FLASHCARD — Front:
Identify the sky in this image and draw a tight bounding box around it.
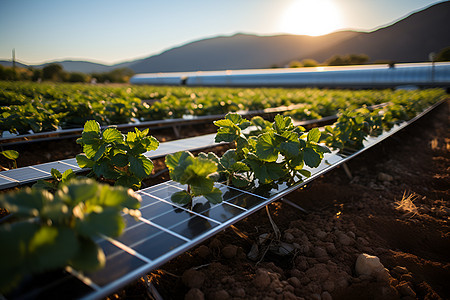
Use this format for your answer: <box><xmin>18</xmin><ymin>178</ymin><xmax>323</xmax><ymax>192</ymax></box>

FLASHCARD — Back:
<box><xmin>0</xmin><ymin>0</ymin><xmax>446</xmax><ymax>65</ymax></box>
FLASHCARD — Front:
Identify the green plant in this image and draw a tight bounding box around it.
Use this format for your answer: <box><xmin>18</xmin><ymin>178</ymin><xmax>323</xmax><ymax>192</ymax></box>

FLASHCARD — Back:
<box><xmin>76</xmin><ymin>120</ymin><xmax>159</xmax><ymax>190</ymax></box>
<box><xmin>0</xmin><ymin>178</ymin><xmax>142</xmax><ymax>294</ymax></box>
<box><xmin>214</xmin><ymin>113</ymin><xmax>330</xmax><ymax>186</ymax></box>
<box><xmin>0</xmin><ymin>150</ymin><xmax>19</xmax><ymax>169</ymax></box>
<box><xmin>33</xmin><ymin>168</ymin><xmax>76</xmax><ymax>192</ymax></box>
<box><xmin>165</xmin><ymin>151</ymin><xmax>222</xmax><ymax>208</ymax></box>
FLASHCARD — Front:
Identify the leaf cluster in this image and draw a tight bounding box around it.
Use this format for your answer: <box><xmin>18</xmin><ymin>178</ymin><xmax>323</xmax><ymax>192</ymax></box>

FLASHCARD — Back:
<box><xmin>165</xmin><ymin>151</ymin><xmax>222</xmax><ymax>207</ymax></box>
<box><xmin>214</xmin><ymin>113</ymin><xmax>330</xmax><ymax>186</ymax></box>
<box><xmin>76</xmin><ymin>120</ymin><xmax>159</xmax><ymax>190</ymax></box>
<box><xmin>0</xmin><ymin>178</ymin><xmax>141</xmax><ymax>294</ymax></box>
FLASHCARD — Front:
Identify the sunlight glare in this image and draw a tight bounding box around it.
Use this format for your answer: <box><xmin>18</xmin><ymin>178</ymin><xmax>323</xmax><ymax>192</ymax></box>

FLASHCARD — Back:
<box><xmin>279</xmin><ymin>0</ymin><xmax>342</xmax><ymax>36</ymax></box>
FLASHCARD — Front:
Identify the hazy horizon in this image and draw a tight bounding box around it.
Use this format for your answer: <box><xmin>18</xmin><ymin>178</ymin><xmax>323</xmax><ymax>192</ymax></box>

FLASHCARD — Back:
<box><xmin>0</xmin><ymin>0</ymin><xmax>446</xmax><ymax>66</ymax></box>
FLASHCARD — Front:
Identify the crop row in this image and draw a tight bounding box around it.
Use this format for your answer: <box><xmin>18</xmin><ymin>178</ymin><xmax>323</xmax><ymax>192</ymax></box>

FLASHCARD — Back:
<box><xmin>1</xmin><ymin>81</ymin><xmax>446</xmax><ymax>136</ymax></box>
<box><xmin>0</xmin><ymin>93</ymin><xmax>444</xmax><ymax>294</ymax></box>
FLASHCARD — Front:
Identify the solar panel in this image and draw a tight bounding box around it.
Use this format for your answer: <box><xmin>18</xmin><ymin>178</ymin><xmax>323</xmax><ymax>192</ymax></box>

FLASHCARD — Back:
<box><xmin>1</xmin><ymin>99</ymin><xmax>445</xmax><ymax>299</ymax></box>
<box><xmin>0</xmin><ymin>134</ymin><xmax>219</xmax><ymax>190</ymax></box>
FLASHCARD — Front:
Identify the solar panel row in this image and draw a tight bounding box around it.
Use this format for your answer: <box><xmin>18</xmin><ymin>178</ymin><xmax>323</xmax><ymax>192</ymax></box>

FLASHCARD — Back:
<box><xmin>2</xmin><ymin>99</ymin><xmax>444</xmax><ymax>299</ymax></box>
<box><xmin>0</xmin><ymin>134</ymin><xmax>219</xmax><ymax>190</ymax></box>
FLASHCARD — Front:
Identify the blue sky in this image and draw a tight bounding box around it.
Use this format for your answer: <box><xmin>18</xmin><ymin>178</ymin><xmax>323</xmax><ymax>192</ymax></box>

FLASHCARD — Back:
<box><xmin>0</xmin><ymin>0</ymin><xmax>446</xmax><ymax>65</ymax></box>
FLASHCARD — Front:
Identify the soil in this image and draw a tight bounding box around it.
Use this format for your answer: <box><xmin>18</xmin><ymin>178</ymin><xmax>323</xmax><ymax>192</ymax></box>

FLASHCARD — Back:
<box><xmin>1</xmin><ymin>100</ymin><xmax>449</xmax><ymax>300</ymax></box>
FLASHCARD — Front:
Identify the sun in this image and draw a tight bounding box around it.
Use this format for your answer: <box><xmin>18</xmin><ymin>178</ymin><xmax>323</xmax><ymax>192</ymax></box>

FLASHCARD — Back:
<box><xmin>279</xmin><ymin>0</ymin><xmax>342</xmax><ymax>36</ymax></box>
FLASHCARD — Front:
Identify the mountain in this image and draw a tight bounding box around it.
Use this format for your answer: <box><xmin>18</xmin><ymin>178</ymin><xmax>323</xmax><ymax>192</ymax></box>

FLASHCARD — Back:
<box><xmin>1</xmin><ymin>1</ymin><xmax>449</xmax><ymax>73</ymax></box>
<box><xmin>126</xmin><ymin>1</ymin><xmax>450</xmax><ymax>72</ymax></box>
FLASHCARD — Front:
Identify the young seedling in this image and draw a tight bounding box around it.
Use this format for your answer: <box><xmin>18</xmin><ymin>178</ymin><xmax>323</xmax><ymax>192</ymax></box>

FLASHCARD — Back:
<box><xmin>76</xmin><ymin>120</ymin><xmax>159</xmax><ymax>190</ymax></box>
<box><xmin>165</xmin><ymin>151</ymin><xmax>222</xmax><ymax>208</ymax></box>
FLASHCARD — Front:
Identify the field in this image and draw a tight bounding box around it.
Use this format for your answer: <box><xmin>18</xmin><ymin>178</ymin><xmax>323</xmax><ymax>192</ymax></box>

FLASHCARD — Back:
<box><xmin>0</xmin><ymin>82</ymin><xmax>448</xmax><ymax>300</ymax></box>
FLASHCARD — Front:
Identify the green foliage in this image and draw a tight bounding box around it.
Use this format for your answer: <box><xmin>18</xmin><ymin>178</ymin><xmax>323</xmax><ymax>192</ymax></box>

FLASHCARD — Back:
<box><xmin>165</xmin><ymin>151</ymin><xmax>222</xmax><ymax>207</ymax></box>
<box><xmin>0</xmin><ymin>150</ymin><xmax>19</xmax><ymax>169</ymax></box>
<box><xmin>33</xmin><ymin>168</ymin><xmax>76</xmax><ymax>192</ymax></box>
<box><xmin>0</xmin><ymin>178</ymin><xmax>141</xmax><ymax>294</ymax></box>
<box><xmin>325</xmin><ymin>53</ymin><xmax>370</xmax><ymax>66</ymax></box>
<box><xmin>0</xmin><ymin>81</ymin><xmax>446</xmax><ymax>137</ymax></box>
<box><xmin>76</xmin><ymin>120</ymin><xmax>159</xmax><ymax>189</ymax></box>
<box><xmin>435</xmin><ymin>46</ymin><xmax>450</xmax><ymax>62</ymax></box>
<box><xmin>214</xmin><ymin>113</ymin><xmax>330</xmax><ymax>186</ymax></box>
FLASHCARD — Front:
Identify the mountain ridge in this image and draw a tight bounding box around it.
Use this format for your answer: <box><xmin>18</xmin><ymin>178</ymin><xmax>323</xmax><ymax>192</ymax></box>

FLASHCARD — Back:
<box><xmin>1</xmin><ymin>1</ymin><xmax>449</xmax><ymax>73</ymax></box>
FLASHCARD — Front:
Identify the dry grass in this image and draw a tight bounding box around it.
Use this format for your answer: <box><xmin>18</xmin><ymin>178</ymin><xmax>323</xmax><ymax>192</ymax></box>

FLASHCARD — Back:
<box><xmin>395</xmin><ymin>191</ymin><xmax>420</xmax><ymax>218</ymax></box>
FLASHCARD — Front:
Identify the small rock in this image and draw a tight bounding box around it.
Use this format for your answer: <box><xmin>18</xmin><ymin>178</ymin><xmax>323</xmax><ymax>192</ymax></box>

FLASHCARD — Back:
<box><xmin>314</xmin><ymin>246</ymin><xmax>328</xmax><ymax>258</ymax></box>
<box><xmin>222</xmin><ymin>244</ymin><xmax>238</xmax><ymax>259</ymax></box>
<box><xmin>338</xmin><ymin>233</ymin><xmax>353</xmax><ymax>246</ymax></box>
<box><xmin>375</xmin><ymin>268</ymin><xmax>391</xmax><ymax>283</ymax></box>
<box><xmin>321</xmin><ymin>291</ymin><xmax>333</xmax><ymax>300</ymax></box>
<box><xmin>355</xmin><ymin>253</ymin><xmax>385</xmax><ymax>277</ymax></box>
<box><xmin>209</xmin><ymin>238</ymin><xmax>222</xmax><ymax>248</ymax></box>
<box><xmin>322</xmin><ymin>280</ymin><xmax>335</xmax><ymax>292</ymax></box>
<box><xmin>400</xmin><ymin>273</ymin><xmax>414</xmax><ymax>282</ymax></box>
<box><xmin>232</xmin><ymin>288</ymin><xmax>245</xmax><ymax>298</ymax></box>
<box><xmin>196</xmin><ymin>245</ymin><xmax>210</xmax><ymax>258</ymax></box>
<box><xmin>283</xmin><ymin>291</ymin><xmax>299</xmax><ymax>300</ymax></box>
<box><xmin>254</xmin><ymin>269</ymin><xmax>271</xmax><ymax>288</ymax></box>
<box><xmin>182</xmin><ymin>269</ymin><xmax>205</xmax><ymax>288</ymax></box>
<box><xmin>315</xmin><ymin>230</ymin><xmax>328</xmax><ymax>240</ymax></box>
<box><xmin>356</xmin><ymin>237</ymin><xmax>369</xmax><ymax>246</ymax></box>
<box><xmin>393</xmin><ymin>266</ymin><xmax>409</xmax><ymax>275</ymax></box>
<box><xmin>397</xmin><ymin>281</ymin><xmax>416</xmax><ymax>298</ymax></box>
<box><xmin>310</xmin><ymin>293</ymin><xmax>322</xmax><ymax>300</ymax></box>
<box><xmin>212</xmin><ymin>289</ymin><xmax>231</xmax><ymax>300</ymax></box>
<box><xmin>377</xmin><ymin>172</ymin><xmax>393</xmax><ymax>182</ymax></box>
<box><xmin>324</xmin><ymin>242</ymin><xmax>337</xmax><ymax>255</ymax></box>
<box><xmin>185</xmin><ymin>288</ymin><xmax>204</xmax><ymax>300</ymax></box>
<box><xmin>288</xmin><ymin>277</ymin><xmax>301</xmax><ymax>288</ymax></box>
<box><xmin>306</xmin><ymin>264</ymin><xmax>330</xmax><ymax>282</ymax></box>
<box><xmin>347</xmin><ymin>231</ymin><xmax>356</xmax><ymax>239</ymax></box>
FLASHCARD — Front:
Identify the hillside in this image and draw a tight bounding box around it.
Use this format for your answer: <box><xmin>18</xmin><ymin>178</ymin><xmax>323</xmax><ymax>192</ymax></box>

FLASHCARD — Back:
<box><xmin>1</xmin><ymin>1</ymin><xmax>449</xmax><ymax>73</ymax></box>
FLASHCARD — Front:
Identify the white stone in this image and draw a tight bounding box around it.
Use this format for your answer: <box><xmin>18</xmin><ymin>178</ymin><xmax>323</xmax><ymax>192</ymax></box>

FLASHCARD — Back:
<box><xmin>355</xmin><ymin>253</ymin><xmax>385</xmax><ymax>276</ymax></box>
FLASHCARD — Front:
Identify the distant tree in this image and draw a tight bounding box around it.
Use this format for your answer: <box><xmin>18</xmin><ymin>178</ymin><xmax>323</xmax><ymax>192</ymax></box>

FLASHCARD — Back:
<box><xmin>435</xmin><ymin>46</ymin><xmax>450</xmax><ymax>61</ymax></box>
<box><xmin>91</xmin><ymin>68</ymin><xmax>134</xmax><ymax>83</ymax></box>
<box><xmin>42</xmin><ymin>63</ymin><xmax>66</xmax><ymax>81</ymax></box>
<box><xmin>67</xmin><ymin>72</ymin><xmax>89</xmax><ymax>83</ymax></box>
<box><xmin>0</xmin><ymin>65</ymin><xmax>18</xmax><ymax>81</ymax></box>
<box><xmin>289</xmin><ymin>60</ymin><xmax>303</xmax><ymax>68</ymax></box>
<box><xmin>301</xmin><ymin>58</ymin><xmax>319</xmax><ymax>67</ymax></box>
<box><xmin>325</xmin><ymin>54</ymin><xmax>370</xmax><ymax>66</ymax></box>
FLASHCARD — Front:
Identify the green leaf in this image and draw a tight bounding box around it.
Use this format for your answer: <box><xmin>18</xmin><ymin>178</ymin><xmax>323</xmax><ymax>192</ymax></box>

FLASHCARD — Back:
<box><xmin>165</xmin><ymin>151</ymin><xmax>186</xmax><ymax>172</ymax></box>
<box><xmin>298</xmin><ymin>169</ymin><xmax>311</xmax><ymax>178</ymax></box>
<box><xmin>273</xmin><ymin>114</ymin><xmax>293</xmax><ymax>132</ymax></box>
<box><xmin>115</xmin><ymin>174</ymin><xmax>141</xmax><ymax>190</ymax></box>
<box><xmin>83</xmin><ymin>120</ymin><xmax>100</xmax><ymax>133</ymax></box>
<box><xmin>28</xmin><ymin>226</ymin><xmax>79</xmax><ymax>273</ymax></box>
<box><xmin>61</xmin><ymin>169</ymin><xmax>76</xmax><ymax>182</ymax></box>
<box><xmin>1</xmin><ymin>150</ymin><xmax>19</xmax><ymax>160</ymax></box>
<box><xmin>51</xmin><ymin>168</ymin><xmax>62</xmax><ymax>180</ymax></box>
<box><xmin>0</xmin><ymin>188</ymin><xmax>49</xmax><ymax>217</ymax></box>
<box><xmin>171</xmin><ymin>190</ymin><xmax>192</xmax><ymax>205</ymax></box>
<box><xmin>307</xmin><ymin>128</ymin><xmax>321</xmax><ymax>143</ymax></box>
<box><xmin>203</xmin><ymin>187</ymin><xmax>222</xmax><ymax>204</ymax></box>
<box><xmin>111</xmin><ymin>153</ymin><xmax>129</xmax><ymax>168</ymax></box>
<box><xmin>303</xmin><ymin>147</ymin><xmax>322</xmax><ymax>168</ymax></box>
<box><xmin>75</xmin><ymin>207</ymin><xmax>125</xmax><ymax>239</ymax></box>
<box><xmin>255</xmin><ymin>132</ymin><xmax>279</xmax><ymax>162</ymax></box>
<box><xmin>129</xmin><ymin>155</ymin><xmax>154</xmax><ymax>178</ymax></box>
<box><xmin>102</xmin><ymin>127</ymin><xmax>124</xmax><ymax>144</ymax></box>
<box><xmin>145</xmin><ymin>135</ymin><xmax>159</xmax><ymax>151</ymax></box>
<box><xmin>92</xmin><ymin>143</ymin><xmax>107</xmax><ymax>161</ymax></box>
<box><xmin>226</xmin><ymin>112</ymin><xmax>244</xmax><ymax>124</ymax></box>
<box><xmin>231</xmin><ymin>174</ymin><xmax>252</xmax><ymax>187</ymax></box>
<box><xmin>63</xmin><ymin>179</ymin><xmax>98</xmax><ymax>206</ymax></box>
<box><xmin>0</xmin><ymin>221</ymin><xmax>40</xmax><ymax>294</ymax></box>
<box><xmin>69</xmin><ymin>238</ymin><xmax>105</xmax><ymax>272</ymax></box>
